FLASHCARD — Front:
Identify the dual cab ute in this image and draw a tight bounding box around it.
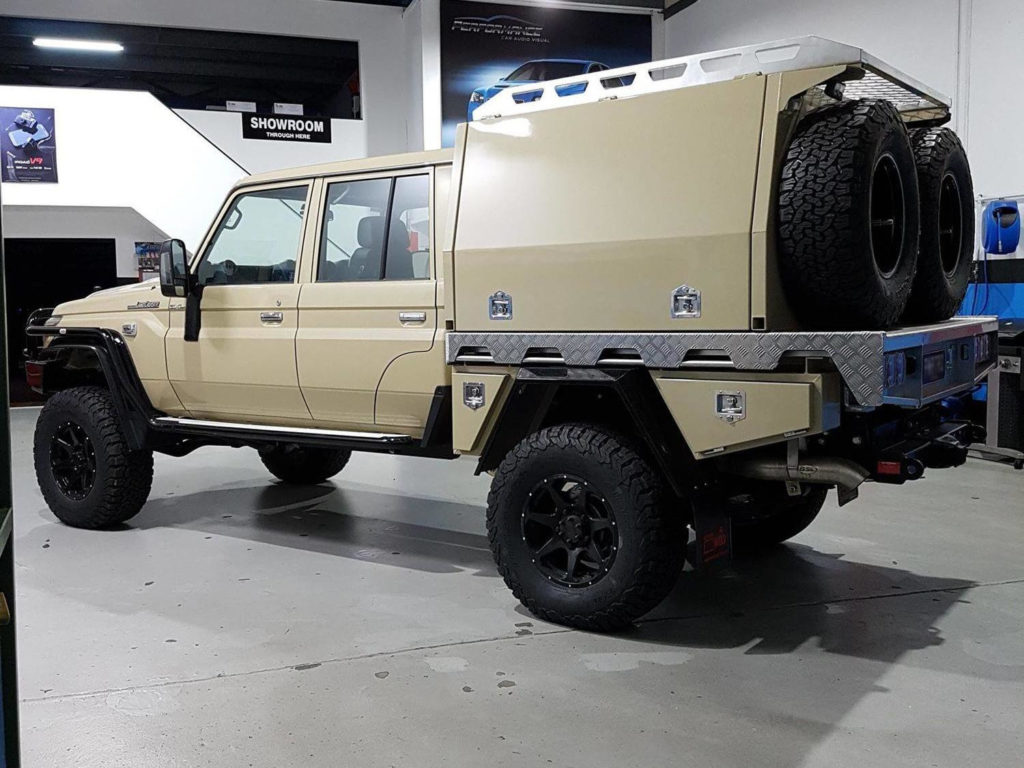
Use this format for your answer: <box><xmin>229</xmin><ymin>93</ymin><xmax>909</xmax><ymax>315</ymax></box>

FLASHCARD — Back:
<box><xmin>27</xmin><ymin>38</ymin><xmax>996</xmax><ymax>630</ymax></box>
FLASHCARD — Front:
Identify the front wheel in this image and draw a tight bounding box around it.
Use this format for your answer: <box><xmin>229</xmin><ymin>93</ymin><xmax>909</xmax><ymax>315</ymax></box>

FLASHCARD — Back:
<box><xmin>486</xmin><ymin>424</ymin><xmax>685</xmax><ymax>632</ymax></box>
<box><xmin>259</xmin><ymin>445</ymin><xmax>351</xmax><ymax>484</ymax></box>
<box><xmin>34</xmin><ymin>386</ymin><xmax>154</xmax><ymax>529</ymax></box>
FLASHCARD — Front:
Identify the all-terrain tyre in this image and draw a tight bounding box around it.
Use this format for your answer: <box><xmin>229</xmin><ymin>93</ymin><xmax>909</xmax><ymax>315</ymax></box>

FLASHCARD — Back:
<box><xmin>259</xmin><ymin>445</ymin><xmax>351</xmax><ymax>484</ymax></box>
<box><xmin>902</xmin><ymin>127</ymin><xmax>975</xmax><ymax>323</ymax></box>
<box><xmin>777</xmin><ymin>99</ymin><xmax>920</xmax><ymax>329</ymax></box>
<box><xmin>727</xmin><ymin>483</ymin><xmax>828</xmax><ymax>555</ymax></box>
<box><xmin>486</xmin><ymin>424</ymin><xmax>686</xmax><ymax>632</ymax></box>
<box><xmin>34</xmin><ymin>386</ymin><xmax>154</xmax><ymax>529</ymax></box>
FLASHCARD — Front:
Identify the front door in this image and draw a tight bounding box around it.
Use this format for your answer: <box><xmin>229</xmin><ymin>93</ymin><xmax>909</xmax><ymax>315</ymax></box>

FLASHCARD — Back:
<box><xmin>297</xmin><ymin>170</ymin><xmax>440</xmax><ymax>433</ymax></box>
<box><xmin>166</xmin><ymin>183</ymin><xmax>314</xmax><ymax>424</ymax></box>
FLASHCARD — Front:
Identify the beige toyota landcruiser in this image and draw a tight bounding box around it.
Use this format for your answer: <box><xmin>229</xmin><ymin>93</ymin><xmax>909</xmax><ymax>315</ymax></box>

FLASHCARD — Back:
<box><xmin>26</xmin><ymin>38</ymin><xmax>996</xmax><ymax>630</ymax></box>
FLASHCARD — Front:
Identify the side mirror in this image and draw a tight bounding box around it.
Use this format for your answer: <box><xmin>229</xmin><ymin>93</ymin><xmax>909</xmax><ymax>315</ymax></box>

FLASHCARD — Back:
<box><xmin>159</xmin><ymin>239</ymin><xmax>192</xmax><ymax>298</ymax></box>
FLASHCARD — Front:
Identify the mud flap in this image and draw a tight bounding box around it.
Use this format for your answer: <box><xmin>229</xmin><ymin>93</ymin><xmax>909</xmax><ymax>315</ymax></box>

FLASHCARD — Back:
<box><xmin>691</xmin><ymin>486</ymin><xmax>732</xmax><ymax>571</ymax></box>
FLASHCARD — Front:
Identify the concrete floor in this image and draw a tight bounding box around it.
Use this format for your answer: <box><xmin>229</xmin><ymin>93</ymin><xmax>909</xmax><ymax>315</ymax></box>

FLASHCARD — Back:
<box><xmin>10</xmin><ymin>406</ymin><xmax>1024</xmax><ymax>767</ymax></box>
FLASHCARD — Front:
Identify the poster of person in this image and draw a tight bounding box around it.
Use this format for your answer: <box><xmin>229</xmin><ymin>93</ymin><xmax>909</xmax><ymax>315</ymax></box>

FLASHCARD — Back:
<box><xmin>1</xmin><ymin>106</ymin><xmax>58</xmax><ymax>183</ymax></box>
<box><xmin>440</xmin><ymin>0</ymin><xmax>652</xmax><ymax>147</ymax></box>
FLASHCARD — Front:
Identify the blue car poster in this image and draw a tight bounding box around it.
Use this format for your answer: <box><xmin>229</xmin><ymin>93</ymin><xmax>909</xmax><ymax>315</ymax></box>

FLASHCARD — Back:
<box><xmin>440</xmin><ymin>0</ymin><xmax>652</xmax><ymax>147</ymax></box>
<box><xmin>1</xmin><ymin>106</ymin><xmax>58</xmax><ymax>183</ymax></box>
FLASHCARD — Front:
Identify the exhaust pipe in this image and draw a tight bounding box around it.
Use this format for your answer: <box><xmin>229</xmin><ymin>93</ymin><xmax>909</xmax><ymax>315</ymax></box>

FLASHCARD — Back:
<box><xmin>726</xmin><ymin>456</ymin><xmax>869</xmax><ymax>495</ymax></box>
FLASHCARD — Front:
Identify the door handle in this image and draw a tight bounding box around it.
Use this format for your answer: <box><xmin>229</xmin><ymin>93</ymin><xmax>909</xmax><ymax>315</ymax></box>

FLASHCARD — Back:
<box><xmin>398</xmin><ymin>311</ymin><xmax>427</xmax><ymax>324</ymax></box>
<box><xmin>260</xmin><ymin>311</ymin><xmax>284</xmax><ymax>324</ymax></box>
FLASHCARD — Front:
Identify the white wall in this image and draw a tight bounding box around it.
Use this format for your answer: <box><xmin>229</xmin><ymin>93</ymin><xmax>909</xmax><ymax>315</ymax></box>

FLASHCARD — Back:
<box><xmin>965</xmin><ymin>1</ymin><xmax>1024</xmax><ymax>199</ymax></box>
<box><xmin>0</xmin><ymin>85</ymin><xmax>245</xmax><ymax>273</ymax></box>
<box><xmin>663</xmin><ymin>0</ymin><xmax>1022</xmax><ymax>204</ymax></box>
<box><xmin>0</xmin><ymin>0</ymin><xmax>411</xmax><ymax>161</ymax></box>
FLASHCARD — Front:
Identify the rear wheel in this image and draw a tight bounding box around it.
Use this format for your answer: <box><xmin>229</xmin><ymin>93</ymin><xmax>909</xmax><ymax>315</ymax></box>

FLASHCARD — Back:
<box><xmin>902</xmin><ymin>127</ymin><xmax>975</xmax><ymax>322</ymax></box>
<box><xmin>777</xmin><ymin>99</ymin><xmax>920</xmax><ymax>329</ymax></box>
<box><xmin>727</xmin><ymin>482</ymin><xmax>828</xmax><ymax>554</ymax></box>
<box><xmin>486</xmin><ymin>424</ymin><xmax>685</xmax><ymax>632</ymax></box>
<box><xmin>34</xmin><ymin>386</ymin><xmax>153</xmax><ymax>529</ymax></box>
<box><xmin>259</xmin><ymin>445</ymin><xmax>351</xmax><ymax>484</ymax></box>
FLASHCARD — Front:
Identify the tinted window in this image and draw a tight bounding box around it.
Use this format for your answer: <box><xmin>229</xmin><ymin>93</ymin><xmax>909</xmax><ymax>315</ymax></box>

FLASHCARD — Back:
<box><xmin>384</xmin><ymin>175</ymin><xmax>430</xmax><ymax>281</ymax></box>
<box><xmin>196</xmin><ymin>186</ymin><xmax>308</xmax><ymax>286</ymax></box>
<box><xmin>318</xmin><ymin>178</ymin><xmax>391</xmax><ymax>282</ymax></box>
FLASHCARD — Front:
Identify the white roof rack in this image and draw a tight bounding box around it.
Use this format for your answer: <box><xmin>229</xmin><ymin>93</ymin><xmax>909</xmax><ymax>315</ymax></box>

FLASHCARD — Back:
<box><xmin>471</xmin><ymin>36</ymin><xmax>949</xmax><ymax>123</ymax></box>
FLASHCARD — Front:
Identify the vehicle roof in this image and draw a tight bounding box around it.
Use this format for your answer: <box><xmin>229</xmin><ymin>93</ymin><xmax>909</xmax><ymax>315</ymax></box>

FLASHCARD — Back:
<box><xmin>240</xmin><ymin>148</ymin><xmax>454</xmax><ymax>188</ymax></box>
<box><xmin>514</xmin><ymin>58</ymin><xmax>596</xmax><ymax>65</ymax></box>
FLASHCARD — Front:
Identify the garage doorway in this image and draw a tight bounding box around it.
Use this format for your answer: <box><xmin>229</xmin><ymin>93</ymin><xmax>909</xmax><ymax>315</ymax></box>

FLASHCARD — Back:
<box><xmin>3</xmin><ymin>238</ymin><xmax>118</xmax><ymax>406</ymax></box>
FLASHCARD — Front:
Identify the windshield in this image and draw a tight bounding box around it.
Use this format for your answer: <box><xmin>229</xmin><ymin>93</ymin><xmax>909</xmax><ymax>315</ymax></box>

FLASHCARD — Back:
<box><xmin>505</xmin><ymin>61</ymin><xmax>589</xmax><ymax>82</ymax></box>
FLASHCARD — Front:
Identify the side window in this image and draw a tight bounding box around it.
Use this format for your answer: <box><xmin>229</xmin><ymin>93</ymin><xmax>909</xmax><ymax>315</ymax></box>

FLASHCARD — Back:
<box><xmin>196</xmin><ymin>185</ymin><xmax>308</xmax><ymax>286</ymax></box>
<box><xmin>318</xmin><ymin>178</ymin><xmax>391</xmax><ymax>282</ymax></box>
<box><xmin>384</xmin><ymin>174</ymin><xmax>430</xmax><ymax>281</ymax></box>
<box><xmin>317</xmin><ymin>174</ymin><xmax>430</xmax><ymax>283</ymax></box>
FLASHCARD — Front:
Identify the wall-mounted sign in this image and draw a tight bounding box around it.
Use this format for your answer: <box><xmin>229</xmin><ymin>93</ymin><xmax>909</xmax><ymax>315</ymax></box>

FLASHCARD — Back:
<box><xmin>226</xmin><ymin>100</ymin><xmax>257</xmax><ymax>113</ymax></box>
<box><xmin>1</xmin><ymin>106</ymin><xmax>58</xmax><ymax>183</ymax></box>
<box><xmin>274</xmin><ymin>103</ymin><xmax>304</xmax><ymax>116</ymax></box>
<box><xmin>135</xmin><ymin>242</ymin><xmax>162</xmax><ymax>273</ymax></box>
<box><xmin>440</xmin><ymin>0</ymin><xmax>652</xmax><ymax>147</ymax></box>
<box><xmin>241</xmin><ymin>113</ymin><xmax>332</xmax><ymax>143</ymax></box>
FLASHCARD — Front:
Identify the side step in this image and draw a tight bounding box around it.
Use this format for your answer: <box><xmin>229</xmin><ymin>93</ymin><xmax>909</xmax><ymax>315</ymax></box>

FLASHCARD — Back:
<box><xmin>150</xmin><ymin>416</ymin><xmax>414</xmax><ymax>447</ymax></box>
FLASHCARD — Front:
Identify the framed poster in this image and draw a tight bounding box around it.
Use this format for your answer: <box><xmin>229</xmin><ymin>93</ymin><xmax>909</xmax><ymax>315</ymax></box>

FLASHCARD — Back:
<box><xmin>0</xmin><ymin>107</ymin><xmax>57</xmax><ymax>183</ymax></box>
<box><xmin>440</xmin><ymin>0</ymin><xmax>652</xmax><ymax>147</ymax></box>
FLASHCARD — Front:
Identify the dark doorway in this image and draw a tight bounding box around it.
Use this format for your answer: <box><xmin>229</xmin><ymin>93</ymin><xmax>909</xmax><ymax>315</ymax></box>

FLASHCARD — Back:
<box><xmin>3</xmin><ymin>238</ymin><xmax>118</xmax><ymax>406</ymax></box>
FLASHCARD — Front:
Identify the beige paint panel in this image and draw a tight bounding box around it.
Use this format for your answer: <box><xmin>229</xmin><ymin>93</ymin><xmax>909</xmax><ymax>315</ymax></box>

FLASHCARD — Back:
<box><xmin>451</xmin><ymin>371</ymin><xmax>510</xmax><ymax>453</ymax></box>
<box><xmin>60</xmin><ymin>308</ymin><xmax>168</xmax><ymax>383</ymax></box>
<box><xmin>654</xmin><ymin>376</ymin><xmax>814</xmax><ymax>456</ymax></box>
<box><xmin>374</xmin><ymin>344</ymin><xmax>448</xmax><ymax>434</ymax></box>
<box><xmin>166</xmin><ymin>283</ymin><xmax>311</xmax><ymax>422</ymax></box>
<box><xmin>453</xmin><ymin>75</ymin><xmax>766</xmax><ymax>332</ymax></box>
<box><xmin>142</xmin><ymin>379</ymin><xmax>186</xmax><ymax>414</ymax></box>
<box><xmin>297</xmin><ymin>280</ymin><xmax>436</xmax><ymax>427</ymax></box>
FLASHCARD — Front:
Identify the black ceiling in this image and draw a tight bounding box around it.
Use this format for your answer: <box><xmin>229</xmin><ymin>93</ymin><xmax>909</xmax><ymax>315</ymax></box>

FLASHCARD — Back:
<box><xmin>0</xmin><ymin>16</ymin><xmax>361</xmax><ymax>118</ymax></box>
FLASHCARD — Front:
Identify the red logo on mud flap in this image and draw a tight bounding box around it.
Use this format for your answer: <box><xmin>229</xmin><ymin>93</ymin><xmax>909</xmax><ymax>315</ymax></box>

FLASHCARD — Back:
<box><xmin>701</xmin><ymin>525</ymin><xmax>729</xmax><ymax>563</ymax></box>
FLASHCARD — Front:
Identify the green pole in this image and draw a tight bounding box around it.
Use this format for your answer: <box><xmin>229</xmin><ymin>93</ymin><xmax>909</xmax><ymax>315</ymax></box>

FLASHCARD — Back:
<box><xmin>0</xmin><ymin>176</ymin><xmax>22</xmax><ymax>766</ymax></box>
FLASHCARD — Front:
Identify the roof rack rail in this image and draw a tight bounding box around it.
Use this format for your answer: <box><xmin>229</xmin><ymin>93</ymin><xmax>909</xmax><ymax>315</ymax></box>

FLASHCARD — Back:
<box><xmin>472</xmin><ymin>36</ymin><xmax>949</xmax><ymax>124</ymax></box>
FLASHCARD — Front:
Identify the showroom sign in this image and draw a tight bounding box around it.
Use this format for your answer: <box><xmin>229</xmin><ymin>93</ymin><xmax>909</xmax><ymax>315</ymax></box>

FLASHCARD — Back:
<box><xmin>241</xmin><ymin>113</ymin><xmax>332</xmax><ymax>143</ymax></box>
<box><xmin>1</xmin><ymin>106</ymin><xmax>58</xmax><ymax>183</ymax></box>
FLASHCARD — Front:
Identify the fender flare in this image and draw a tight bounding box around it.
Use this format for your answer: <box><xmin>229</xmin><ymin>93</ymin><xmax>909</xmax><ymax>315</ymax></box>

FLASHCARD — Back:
<box><xmin>474</xmin><ymin>367</ymin><xmax>696</xmax><ymax>497</ymax></box>
<box><xmin>26</xmin><ymin>326</ymin><xmax>157</xmax><ymax>451</ymax></box>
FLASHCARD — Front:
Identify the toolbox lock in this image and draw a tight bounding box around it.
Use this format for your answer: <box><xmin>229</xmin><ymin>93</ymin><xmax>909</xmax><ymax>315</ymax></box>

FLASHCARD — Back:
<box><xmin>670</xmin><ymin>285</ymin><xmax>701</xmax><ymax>319</ymax></box>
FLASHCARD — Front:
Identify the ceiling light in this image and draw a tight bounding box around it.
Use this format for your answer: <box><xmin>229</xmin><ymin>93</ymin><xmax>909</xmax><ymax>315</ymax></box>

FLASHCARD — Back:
<box><xmin>33</xmin><ymin>37</ymin><xmax>124</xmax><ymax>53</ymax></box>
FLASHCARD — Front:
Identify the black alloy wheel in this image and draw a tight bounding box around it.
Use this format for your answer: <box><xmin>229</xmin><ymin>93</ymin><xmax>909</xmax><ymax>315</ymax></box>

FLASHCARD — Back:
<box><xmin>870</xmin><ymin>152</ymin><xmax>907</xmax><ymax>278</ymax></box>
<box><xmin>50</xmin><ymin>421</ymin><xmax>97</xmax><ymax>501</ymax></box>
<box><xmin>938</xmin><ymin>172</ymin><xmax>964</xmax><ymax>276</ymax></box>
<box><xmin>521</xmin><ymin>474</ymin><xmax>618</xmax><ymax>588</ymax></box>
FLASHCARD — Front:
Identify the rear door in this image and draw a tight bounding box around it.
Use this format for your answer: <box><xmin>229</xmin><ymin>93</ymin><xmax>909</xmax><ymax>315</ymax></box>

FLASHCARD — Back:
<box><xmin>166</xmin><ymin>182</ymin><xmax>315</xmax><ymax>424</ymax></box>
<box><xmin>296</xmin><ymin>169</ymin><xmax>439</xmax><ymax>433</ymax></box>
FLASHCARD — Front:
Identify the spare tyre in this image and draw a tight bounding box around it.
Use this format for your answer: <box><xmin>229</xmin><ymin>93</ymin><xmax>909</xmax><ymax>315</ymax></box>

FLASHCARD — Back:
<box><xmin>777</xmin><ymin>99</ymin><xmax>920</xmax><ymax>329</ymax></box>
<box><xmin>902</xmin><ymin>127</ymin><xmax>974</xmax><ymax>323</ymax></box>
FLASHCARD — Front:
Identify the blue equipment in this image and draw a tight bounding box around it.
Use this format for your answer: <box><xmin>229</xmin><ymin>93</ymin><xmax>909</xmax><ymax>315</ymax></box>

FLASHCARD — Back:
<box><xmin>981</xmin><ymin>200</ymin><xmax>1020</xmax><ymax>254</ymax></box>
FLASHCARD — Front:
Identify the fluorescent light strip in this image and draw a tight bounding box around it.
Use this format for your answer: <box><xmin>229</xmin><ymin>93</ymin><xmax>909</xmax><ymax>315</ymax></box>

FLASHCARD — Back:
<box><xmin>33</xmin><ymin>37</ymin><xmax>124</xmax><ymax>53</ymax></box>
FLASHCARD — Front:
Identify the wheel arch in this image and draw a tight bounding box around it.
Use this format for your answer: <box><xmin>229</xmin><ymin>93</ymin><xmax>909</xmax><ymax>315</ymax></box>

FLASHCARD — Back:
<box><xmin>28</xmin><ymin>327</ymin><xmax>156</xmax><ymax>451</ymax></box>
<box><xmin>475</xmin><ymin>368</ymin><xmax>696</xmax><ymax>498</ymax></box>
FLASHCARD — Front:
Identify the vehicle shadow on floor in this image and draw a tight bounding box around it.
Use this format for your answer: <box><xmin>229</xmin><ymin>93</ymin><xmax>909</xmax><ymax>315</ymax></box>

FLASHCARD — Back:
<box><xmin>130</xmin><ymin>480</ymin><xmax>499</xmax><ymax>577</ymax></box>
<box><xmin>630</xmin><ymin>542</ymin><xmax>975</xmax><ymax>664</ymax></box>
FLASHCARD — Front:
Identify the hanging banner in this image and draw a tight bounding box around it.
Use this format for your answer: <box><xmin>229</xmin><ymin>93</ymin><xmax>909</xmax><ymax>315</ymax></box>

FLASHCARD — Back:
<box><xmin>440</xmin><ymin>0</ymin><xmax>652</xmax><ymax>147</ymax></box>
<box><xmin>241</xmin><ymin>113</ymin><xmax>332</xmax><ymax>143</ymax></box>
<box><xmin>1</xmin><ymin>107</ymin><xmax>58</xmax><ymax>183</ymax></box>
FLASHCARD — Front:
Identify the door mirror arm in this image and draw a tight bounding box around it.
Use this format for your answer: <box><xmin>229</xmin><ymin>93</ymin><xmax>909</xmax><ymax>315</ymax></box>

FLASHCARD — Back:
<box><xmin>158</xmin><ymin>239</ymin><xmax>202</xmax><ymax>342</ymax></box>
